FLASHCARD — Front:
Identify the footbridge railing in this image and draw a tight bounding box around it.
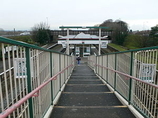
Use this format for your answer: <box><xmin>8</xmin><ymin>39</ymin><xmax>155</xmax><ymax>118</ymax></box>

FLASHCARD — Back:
<box><xmin>0</xmin><ymin>37</ymin><xmax>75</xmax><ymax>118</ymax></box>
<box><xmin>88</xmin><ymin>46</ymin><xmax>158</xmax><ymax>118</ymax></box>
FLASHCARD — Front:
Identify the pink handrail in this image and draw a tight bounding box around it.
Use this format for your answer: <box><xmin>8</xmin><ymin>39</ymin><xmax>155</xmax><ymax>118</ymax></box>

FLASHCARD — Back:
<box><xmin>88</xmin><ymin>59</ymin><xmax>158</xmax><ymax>89</ymax></box>
<box><xmin>0</xmin><ymin>64</ymin><xmax>73</xmax><ymax>118</ymax></box>
<box><xmin>96</xmin><ymin>64</ymin><xmax>158</xmax><ymax>89</ymax></box>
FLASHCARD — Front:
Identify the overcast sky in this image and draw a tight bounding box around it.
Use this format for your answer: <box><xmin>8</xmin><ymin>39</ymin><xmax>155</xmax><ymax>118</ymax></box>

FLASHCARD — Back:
<box><xmin>0</xmin><ymin>0</ymin><xmax>158</xmax><ymax>31</ymax></box>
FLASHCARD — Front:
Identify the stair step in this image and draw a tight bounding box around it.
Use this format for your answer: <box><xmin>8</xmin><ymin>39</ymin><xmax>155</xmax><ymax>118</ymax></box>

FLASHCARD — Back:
<box><xmin>56</xmin><ymin>93</ymin><xmax>123</xmax><ymax>106</ymax></box>
<box><xmin>63</xmin><ymin>92</ymin><xmax>113</xmax><ymax>94</ymax></box>
<box><xmin>50</xmin><ymin>63</ymin><xmax>136</xmax><ymax>118</ymax></box>
<box><xmin>67</xmin><ymin>80</ymin><xmax>103</xmax><ymax>84</ymax></box>
<box><xmin>70</xmin><ymin>76</ymin><xmax>99</xmax><ymax>80</ymax></box>
<box><xmin>54</xmin><ymin>105</ymin><xmax>128</xmax><ymax>108</ymax></box>
<box><xmin>51</xmin><ymin>107</ymin><xmax>135</xmax><ymax>118</ymax></box>
<box><xmin>64</xmin><ymin>84</ymin><xmax>110</xmax><ymax>92</ymax></box>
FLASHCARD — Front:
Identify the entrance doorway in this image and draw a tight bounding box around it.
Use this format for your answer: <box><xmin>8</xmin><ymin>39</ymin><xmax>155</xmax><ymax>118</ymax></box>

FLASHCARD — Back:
<box><xmin>75</xmin><ymin>45</ymin><xmax>90</xmax><ymax>57</ymax></box>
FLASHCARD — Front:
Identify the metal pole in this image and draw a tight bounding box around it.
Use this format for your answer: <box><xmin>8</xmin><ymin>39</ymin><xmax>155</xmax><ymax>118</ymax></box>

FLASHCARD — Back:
<box><xmin>50</xmin><ymin>52</ymin><xmax>54</xmax><ymax>104</ymax></box>
<box><xmin>25</xmin><ymin>47</ymin><xmax>34</xmax><ymax>118</ymax></box>
<box><xmin>99</xmin><ymin>28</ymin><xmax>101</xmax><ymax>55</ymax></box>
<box><xmin>83</xmin><ymin>43</ymin><xmax>84</xmax><ymax>57</ymax></box>
<box><xmin>128</xmin><ymin>51</ymin><xmax>134</xmax><ymax>105</ymax></box>
<box><xmin>114</xmin><ymin>54</ymin><xmax>117</xmax><ymax>91</ymax></box>
<box><xmin>66</xmin><ymin>28</ymin><xmax>69</xmax><ymax>55</ymax></box>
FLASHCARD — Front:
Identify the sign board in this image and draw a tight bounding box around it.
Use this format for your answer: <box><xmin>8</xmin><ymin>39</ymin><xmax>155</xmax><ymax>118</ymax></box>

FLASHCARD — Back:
<box><xmin>14</xmin><ymin>58</ymin><xmax>33</xmax><ymax>78</ymax></box>
<box><xmin>14</xmin><ymin>58</ymin><xmax>27</xmax><ymax>78</ymax></box>
<box><xmin>101</xmin><ymin>42</ymin><xmax>107</xmax><ymax>48</ymax></box>
<box><xmin>61</xmin><ymin>42</ymin><xmax>66</xmax><ymax>48</ymax></box>
<box><xmin>4</xmin><ymin>46</ymin><xmax>17</xmax><ymax>54</ymax></box>
<box><xmin>139</xmin><ymin>63</ymin><xmax>156</xmax><ymax>82</ymax></box>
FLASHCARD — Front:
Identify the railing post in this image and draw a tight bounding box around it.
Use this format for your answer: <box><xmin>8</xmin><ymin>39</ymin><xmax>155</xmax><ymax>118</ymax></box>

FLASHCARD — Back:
<box><xmin>59</xmin><ymin>54</ymin><xmax>61</xmax><ymax>90</ymax></box>
<box><xmin>128</xmin><ymin>51</ymin><xmax>133</xmax><ymax>105</ymax></box>
<box><xmin>97</xmin><ymin>56</ymin><xmax>99</xmax><ymax>74</ymax></box>
<box><xmin>114</xmin><ymin>54</ymin><xmax>117</xmax><ymax>91</ymax></box>
<box><xmin>67</xmin><ymin>56</ymin><xmax>69</xmax><ymax>79</ymax></box>
<box><xmin>50</xmin><ymin>52</ymin><xmax>54</xmax><ymax>104</ymax></box>
<box><xmin>101</xmin><ymin>56</ymin><xmax>103</xmax><ymax>78</ymax></box>
<box><xmin>95</xmin><ymin>56</ymin><xmax>98</xmax><ymax>74</ymax></box>
<box><xmin>64</xmin><ymin>55</ymin><xmax>66</xmax><ymax>83</ymax></box>
<box><xmin>25</xmin><ymin>47</ymin><xmax>34</xmax><ymax>118</ymax></box>
<box><xmin>106</xmin><ymin>55</ymin><xmax>109</xmax><ymax>83</ymax></box>
<box><xmin>95</xmin><ymin>55</ymin><xmax>97</xmax><ymax>72</ymax></box>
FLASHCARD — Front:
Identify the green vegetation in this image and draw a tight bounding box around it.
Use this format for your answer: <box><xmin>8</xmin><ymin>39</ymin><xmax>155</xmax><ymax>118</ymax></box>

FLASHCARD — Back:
<box><xmin>149</xmin><ymin>25</ymin><xmax>158</xmax><ymax>45</ymax></box>
<box><xmin>7</xmin><ymin>35</ymin><xmax>34</xmax><ymax>44</ymax></box>
<box><xmin>32</xmin><ymin>22</ymin><xmax>52</xmax><ymax>45</ymax></box>
<box><xmin>150</xmin><ymin>25</ymin><xmax>158</xmax><ymax>38</ymax></box>
<box><xmin>108</xmin><ymin>43</ymin><xmax>127</xmax><ymax>51</ymax></box>
<box><xmin>0</xmin><ymin>48</ymin><xmax>2</xmax><ymax>60</ymax></box>
<box><xmin>100</xmin><ymin>19</ymin><xmax>158</xmax><ymax>50</ymax></box>
<box><xmin>124</xmin><ymin>33</ymin><xmax>158</xmax><ymax>49</ymax></box>
<box><xmin>123</xmin><ymin>35</ymin><xmax>146</xmax><ymax>49</ymax></box>
<box><xmin>100</xmin><ymin>19</ymin><xmax>128</xmax><ymax>45</ymax></box>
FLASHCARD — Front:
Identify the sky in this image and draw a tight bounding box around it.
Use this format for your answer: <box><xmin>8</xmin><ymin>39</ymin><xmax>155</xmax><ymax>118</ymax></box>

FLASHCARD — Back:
<box><xmin>0</xmin><ymin>0</ymin><xmax>158</xmax><ymax>31</ymax></box>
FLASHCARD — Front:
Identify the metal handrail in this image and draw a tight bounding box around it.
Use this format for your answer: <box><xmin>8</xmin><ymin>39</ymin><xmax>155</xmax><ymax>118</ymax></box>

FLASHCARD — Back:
<box><xmin>96</xmin><ymin>64</ymin><xmax>158</xmax><ymax>89</ymax></box>
<box><xmin>0</xmin><ymin>36</ymin><xmax>65</xmax><ymax>54</ymax></box>
<box><xmin>100</xmin><ymin>46</ymin><xmax>158</xmax><ymax>56</ymax></box>
<box><xmin>0</xmin><ymin>64</ymin><xmax>73</xmax><ymax>118</ymax></box>
<box><xmin>88</xmin><ymin>51</ymin><xmax>158</xmax><ymax>118</ymax></box>
<box><xmin>88</xmin><ymin>59</ymin><xmax>158</xmax><ymax>89</ymax></box>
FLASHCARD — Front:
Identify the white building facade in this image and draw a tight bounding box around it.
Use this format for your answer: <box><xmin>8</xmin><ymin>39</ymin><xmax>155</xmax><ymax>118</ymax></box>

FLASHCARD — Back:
<box><xmin>58</xmin><ymin>32</ymin><xmax>111</xmax><ymax>56</ymax></box>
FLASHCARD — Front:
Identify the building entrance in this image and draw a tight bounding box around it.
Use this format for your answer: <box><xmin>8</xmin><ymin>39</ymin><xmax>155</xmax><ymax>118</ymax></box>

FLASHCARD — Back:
<box><xmin>75</xmin><ymin>44</ymin><xmax>91</xmax><ymax>57</ymax></box>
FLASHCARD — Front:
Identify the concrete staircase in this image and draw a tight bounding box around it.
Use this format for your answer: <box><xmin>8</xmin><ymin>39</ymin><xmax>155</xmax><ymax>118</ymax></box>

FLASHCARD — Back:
<box><xmin>50</xmin><ymin>63</ymin><xmax>136</xmax><ymax>118</ymax></box>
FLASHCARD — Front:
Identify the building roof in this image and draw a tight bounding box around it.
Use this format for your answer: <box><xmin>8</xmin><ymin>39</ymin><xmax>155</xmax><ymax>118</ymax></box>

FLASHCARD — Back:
<box><xmin>58</xmin><ymin>32</ymin><xmax>108</xmax><ymax>40</ymax></box>
<box><xmin>59</xmin><ymin>26</ymin><xmax>109</xmax><ymax>29</ymax></box>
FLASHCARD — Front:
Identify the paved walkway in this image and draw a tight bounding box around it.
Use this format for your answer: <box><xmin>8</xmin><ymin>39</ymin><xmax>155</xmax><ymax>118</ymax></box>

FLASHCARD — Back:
<box><xmin>50</xmin><ymin>62</ymin><xmax>136</xmax><ymax>118</ymax></box>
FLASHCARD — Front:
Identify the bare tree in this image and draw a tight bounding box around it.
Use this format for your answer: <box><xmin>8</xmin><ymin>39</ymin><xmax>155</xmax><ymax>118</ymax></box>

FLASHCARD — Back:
<box><xmin>32</xmin><ymin>22</ymin><xmax>51</xmax><ymax>45</ymax></box>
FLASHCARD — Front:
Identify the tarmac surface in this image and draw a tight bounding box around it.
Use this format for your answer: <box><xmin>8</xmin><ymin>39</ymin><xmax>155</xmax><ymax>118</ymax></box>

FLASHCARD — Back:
<box><xmin>50</xmin><ymin>61</ymin><xmax>136</xmax><ymax>118</ymax></box>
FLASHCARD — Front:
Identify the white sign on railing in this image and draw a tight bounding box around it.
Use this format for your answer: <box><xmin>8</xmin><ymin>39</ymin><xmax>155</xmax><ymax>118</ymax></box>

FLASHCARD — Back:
<box><xmin>139</xmin><ymin>63</ymin><xmax>156</xmax><ymax>82</ymax></box>
<box><xmin>14</xmin><ymin>58</ymin><xmax>33</xmax><ymax>78</ymax></box>
<box><xmin>3</xmin><ymin>46</ymin><xmax>17</xmax><ymax>54</ymax></box>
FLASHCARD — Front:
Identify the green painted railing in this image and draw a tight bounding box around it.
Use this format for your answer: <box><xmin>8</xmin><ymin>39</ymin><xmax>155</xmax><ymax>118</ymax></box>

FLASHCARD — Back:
<box><xmin>88</xmin><ymin>46</ymin><xmax>158</xmax><ymax>118</ymax></box>
<box><xmin>0</xmin><ymin>36</ymin><xmax>75</xmax><ymax>118</ymax></box>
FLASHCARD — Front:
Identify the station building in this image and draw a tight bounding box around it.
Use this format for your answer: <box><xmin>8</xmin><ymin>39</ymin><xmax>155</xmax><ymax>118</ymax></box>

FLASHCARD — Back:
<box><xmin>58</xmin><ymin>32</ymin><xmax>111</xmax><ymax>57</ymax></box>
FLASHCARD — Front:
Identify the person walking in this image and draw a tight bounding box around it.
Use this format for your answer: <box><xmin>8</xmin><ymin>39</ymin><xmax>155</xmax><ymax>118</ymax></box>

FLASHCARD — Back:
<box><xmin>76</xmin><ymin>56</ymin><xmax>81</xmax><ymax>65</ymax></box>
